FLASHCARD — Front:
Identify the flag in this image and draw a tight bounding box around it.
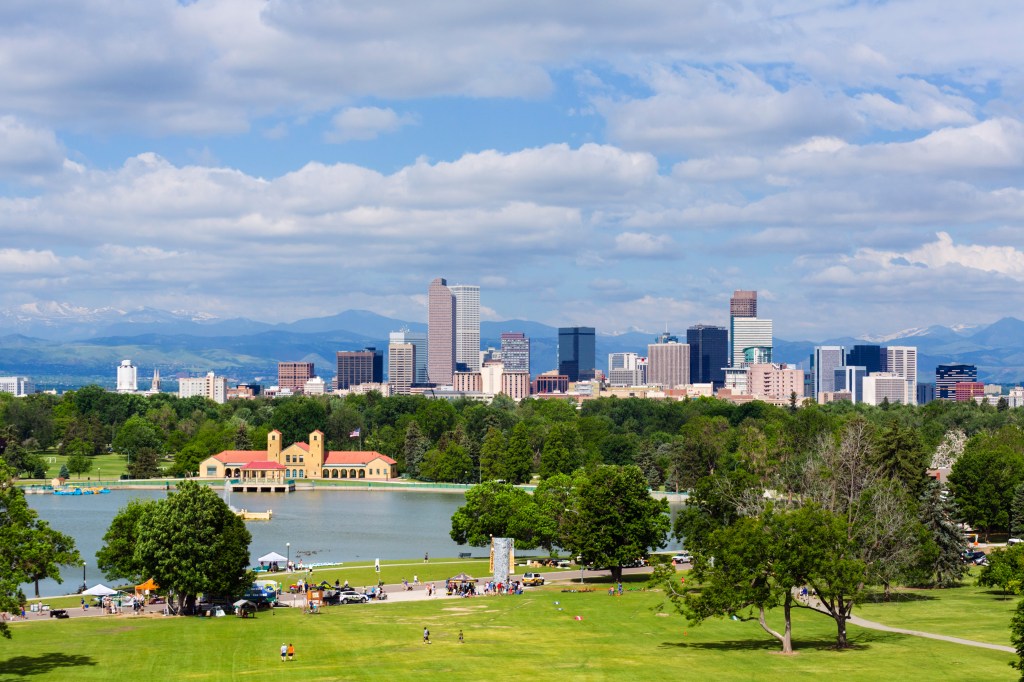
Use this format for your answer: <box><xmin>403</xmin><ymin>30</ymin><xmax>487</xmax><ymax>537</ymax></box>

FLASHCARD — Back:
<box><xmin>349</xmin><ymin>428</ymin><xmax>361</xmax><ymax>438</ymax></box>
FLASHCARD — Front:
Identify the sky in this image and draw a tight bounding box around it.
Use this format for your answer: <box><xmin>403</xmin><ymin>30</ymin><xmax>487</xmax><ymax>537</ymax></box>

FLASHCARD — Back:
<box><xmin>2</xmin><ymin>1</ymin><xmax>1024</xmax><ymax>339</ymax></box>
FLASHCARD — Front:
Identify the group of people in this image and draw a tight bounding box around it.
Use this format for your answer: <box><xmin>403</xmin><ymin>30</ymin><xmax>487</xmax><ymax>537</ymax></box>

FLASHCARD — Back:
<box><xmin>279</xmin><ymin>643</ymin><xmax>295</xmax><ymax>661</ymax></box>
<box><xmin>479</xmin><ymin>580</ymin><xmax>523</xmax><ymax>596</ymax></box>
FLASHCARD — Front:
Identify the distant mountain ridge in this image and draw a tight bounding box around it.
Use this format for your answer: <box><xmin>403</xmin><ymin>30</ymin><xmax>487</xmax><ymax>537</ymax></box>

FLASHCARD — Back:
<box><xmin>2</xmin><ymin>303</ymin><xmax>1024</xmax><ymax>388</ymax></box>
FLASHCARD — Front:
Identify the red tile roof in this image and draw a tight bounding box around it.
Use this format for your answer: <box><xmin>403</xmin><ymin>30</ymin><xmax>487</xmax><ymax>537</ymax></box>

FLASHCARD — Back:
<box><xmin>294</xmin><ymin>442</ymin><xmax>310</xmax><ymax>451</ymax></box>
<box><xmin>242</xmin><ymin>461</ymin><xmax>286</xmax><ymax>470</ymax></box>
<box><xmin>213</xmin><ymin>451</ymin><xmax>269</xmax><ymax>464</ymax></box>
<box><xmin>324</xmin><ymin>451</ymin><xmax>397</xmax><ymax>466</ymax></box>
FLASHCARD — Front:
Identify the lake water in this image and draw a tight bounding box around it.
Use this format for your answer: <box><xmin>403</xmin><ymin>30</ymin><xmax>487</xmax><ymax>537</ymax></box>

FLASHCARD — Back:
<box><xmin>26</xmin><ymin>488</ymin><xmax>684</xmax><ymax>598</ymax></box>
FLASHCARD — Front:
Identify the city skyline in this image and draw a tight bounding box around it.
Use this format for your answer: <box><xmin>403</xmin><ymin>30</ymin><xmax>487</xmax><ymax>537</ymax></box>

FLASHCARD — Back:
<box><xmin>3</xmin><ymin>4</ymin><xmax>1024</xmax><ymax>337</ymax></box>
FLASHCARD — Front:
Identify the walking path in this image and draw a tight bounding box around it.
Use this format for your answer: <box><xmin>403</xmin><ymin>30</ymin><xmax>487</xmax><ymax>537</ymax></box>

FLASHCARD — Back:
<box><xmin>847</xmin><ymin>613</ymin><xmax>1014</xmax><ymax>653</ymax></box>
<box><xmin>794</xmin><ymin>592</ymin><xmax>1014</xmax><ymax>653</ymax></box>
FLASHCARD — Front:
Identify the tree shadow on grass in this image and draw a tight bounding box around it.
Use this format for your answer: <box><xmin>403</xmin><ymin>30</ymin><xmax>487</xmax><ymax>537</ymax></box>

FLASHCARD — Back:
<box><xmin>0</xmin><ymin>653</ymin><xmax>97</xmax><ymax>678</ymax></box>
<box><xmin>861</xmin><ymin>592</ymin><xmax>937</xmax><ymax>604</ymax></box>
<box><xmin>659</xmin><ymin>629</ymin><xmax>888</xmax><ymax>653</ymax></box>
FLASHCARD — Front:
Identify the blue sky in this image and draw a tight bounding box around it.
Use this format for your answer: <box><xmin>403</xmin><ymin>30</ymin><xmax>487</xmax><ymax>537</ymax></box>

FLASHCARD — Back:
<box><xmin>2</xmin><ymin>1</ymin><xmax>1024</xmax><ymax>339</ymax></box>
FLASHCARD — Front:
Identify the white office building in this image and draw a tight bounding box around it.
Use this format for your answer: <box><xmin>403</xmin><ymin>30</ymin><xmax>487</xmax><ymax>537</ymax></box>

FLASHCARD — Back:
<box><xmin>116</xmin><ymin>359</ymin><xmax>138</xmax><ymax>393</ymax></box>
<box><xmin>731</xmin><ymin>318</ymin><xmax>773</xmax><ymax>369</ymax></box>
<box><xmin>450</xmin><ymin>284</ymin><xmax>481</xmax><ymax>372</ymax></box>
<box><xmin>862</xmin><ymin>372</ymin><xmax>911</xmax><ymax>406</ymax></box>
<box><xmin>886</xmin><ymin>346</ymin><xmax>918</xmax><ymax>405</ymax></box>
<box><xmin>0</xmin><ymin>376</ymin><xmax>33</xmax><ymax>397</ymax></box>
<box><xmin>607</xmin><ymin>352</ymin><xmax>646</xmax><ymax>387</ymax></box>
<box><xmin>178</xmin><ymin>372</ymin><xmax>228</xmax><ymax>404</ymax></box>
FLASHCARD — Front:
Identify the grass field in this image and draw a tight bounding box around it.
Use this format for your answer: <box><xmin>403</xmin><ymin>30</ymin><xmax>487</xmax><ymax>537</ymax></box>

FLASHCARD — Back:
<box><xmin>4</xmin><ymin>584</ymin><xmax>1016</xmax><ymax>681</ymax></box>
<box><xmin>33</xmin><ymin>451</ymin><xmax>130</xmax><ymax>482</ymax></box>
<box><xmin>856</xmin><ymin>583</ymin><xmax>1017</xmax><ymax>647</ymax></box>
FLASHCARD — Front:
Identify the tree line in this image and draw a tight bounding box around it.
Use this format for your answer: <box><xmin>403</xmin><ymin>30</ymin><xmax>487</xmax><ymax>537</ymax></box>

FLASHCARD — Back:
<box><xmin>3</xmin><ymin>388</ymin><xmax>1024</xmax><ymax>535</ymax></box>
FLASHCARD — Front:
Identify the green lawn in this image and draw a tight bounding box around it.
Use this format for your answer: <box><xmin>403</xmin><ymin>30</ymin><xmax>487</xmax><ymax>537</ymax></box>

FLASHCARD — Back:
<box><xmin>4</xmin><ymin>586</ymin><xmax>1015</xmax><ymax>680</ymax></box>
<box><xmin>32</xmin><ymin>451</ymin><xmax>130</xmax><ymax>482</ymax></box>
<box><xmin>856</xmin><ymin>583</ymin><xmax>1017</xmax><ymax>647</ymax></box>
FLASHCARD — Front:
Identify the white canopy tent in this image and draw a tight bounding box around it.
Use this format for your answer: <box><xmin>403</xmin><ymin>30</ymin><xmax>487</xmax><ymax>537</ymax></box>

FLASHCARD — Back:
<box><xmin>257</xmin><ymin>551</ymin><xmax>288</xmax><ymax>564</ymax></box>
<box><xmin>82</xmin><ymin>584</ymin><xmax>118</xmax><ymax>597</ymax></box>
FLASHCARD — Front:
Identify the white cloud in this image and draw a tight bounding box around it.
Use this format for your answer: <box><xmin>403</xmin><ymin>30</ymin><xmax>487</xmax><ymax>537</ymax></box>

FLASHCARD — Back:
<box><xmin>0</xmin><ymin>248</ymin><xmax>62</xmax><ymax>273</ymax></box>
<box><xmin>613</xmin><ymin>232</ymin><xmax>674</xmax><ymax>257</ymax></box>
<box><xmin>325</xmin><ymin>107</ymin><xmax>418</xmax><ymax>142</ymax></box>
<box><xmin>0</xmin><ymin>116</ymin><xmax>64</xmax><ymax>178</ymax></box>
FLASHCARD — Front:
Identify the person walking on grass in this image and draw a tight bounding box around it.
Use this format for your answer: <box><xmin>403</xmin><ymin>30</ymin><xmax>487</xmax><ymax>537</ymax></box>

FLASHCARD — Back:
<box><xmin>287</xmin><ymin>643</ymin><xmax>295</xmax><ymax>661</ymax></box>
<box><xmin>458</xmin><ymin>629</ymin><xmax>464</xmax><ymax>644</ymax></box>
<box><xmin>423</xmin><ymin>626</ymin><xmax>431</xmax><ymax>644</ymax></box>
<box><xmin>280</xmin><ymin>643</ymin><xmax>287</xmax><ymax>662</ymax></box>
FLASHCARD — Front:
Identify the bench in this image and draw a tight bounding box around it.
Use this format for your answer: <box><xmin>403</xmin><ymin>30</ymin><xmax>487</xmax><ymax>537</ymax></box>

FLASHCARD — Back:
<box><xmin>458</xmin><ymin>552</ymin><xmax>471</xmax><ymax>559</ymax></box>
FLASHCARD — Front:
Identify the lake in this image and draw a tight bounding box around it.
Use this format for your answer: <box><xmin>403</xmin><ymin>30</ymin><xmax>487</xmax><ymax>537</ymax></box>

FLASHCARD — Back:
<box><xmin>26</xmin><ymin>488</ymin><xmax>685</xmax><ymax>597</ymax></box>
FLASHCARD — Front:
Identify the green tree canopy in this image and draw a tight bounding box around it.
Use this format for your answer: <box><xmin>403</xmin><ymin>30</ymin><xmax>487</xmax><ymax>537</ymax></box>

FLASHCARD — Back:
<box><xmin>133</xmin><ymin>481</ymin><xmax>252</xmax><ymax>612</ymax></box>
<box><xmin>563</xmin><ymin>465</ymin><xmax>670</xmax><ymax>581</ymax></box>
<box><xmin>450</xmin><ymin>482</ymin><xmax>541</xmax><ymax>548</ymax></box>
<box><xmin>0</xmin><ymin>461</ymin><xmax>81</xmax><ymax>636</ymax></box>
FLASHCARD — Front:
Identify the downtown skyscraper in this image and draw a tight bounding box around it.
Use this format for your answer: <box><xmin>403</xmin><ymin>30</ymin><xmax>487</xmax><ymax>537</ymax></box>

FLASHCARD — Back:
<box><xmin>450</xmin><ymin>284</ymin><xmax>481</xmax><ymax>372</ymax></box>
<box><xmin>427</xmin><ymin>277</ymin><xmax>455</xmax><ymax>385</ymax></box>
<box><xmin>687</xmin><ymin>324</ymin><xmax>727</xmax><ymax>388</ymax></box>
<box><xmin>558</xmin><ymin>327</ymin><xmax>596</xmax><ymax>382</ymax></box>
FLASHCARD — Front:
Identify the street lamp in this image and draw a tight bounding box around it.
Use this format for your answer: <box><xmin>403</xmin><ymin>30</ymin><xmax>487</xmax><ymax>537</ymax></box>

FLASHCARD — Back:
<box><xmin>578</xmin><ymin>556</ymin><xmax>584</xmax><ymax>585</ymax></box>
<box><xmin>286</xmin><ymin>543</ymin><xmax>291</xmax><ymax>570</ymax></box>
<box><xmin>81</xmin><ymin>561</ymin><xmax>87</xmax><ymax>591</ymax></box>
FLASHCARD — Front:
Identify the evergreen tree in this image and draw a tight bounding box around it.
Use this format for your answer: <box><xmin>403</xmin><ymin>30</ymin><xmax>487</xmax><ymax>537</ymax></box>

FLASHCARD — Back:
<box><xmin>58</xmin><ymin>463</ymin><xmax>70</xmax><ymax>480</ymax></box>
<box><xmin>234</xmin><ymin>423</ymin><xmax>253</xmax><ymax>451</ymax></box>
<box><xmin>127</xmin><ymin>447</ymin><xmax>161</xmax><ymax>479</ymax></box>
<box><xmin>919</xmin><ymin>479</ymin><xmax>968</xmax><ymax>586</ymax></box>
<box><xmin>478</xmin><ymin>427</ymin><xmax>506</xmax><ymax>482</ymax></box>
<box><xmin>503</xmin><ymin>422</ymin><xmax>534</xmax><ymax>485</ymax></box>
<box><xmin>403</xmin><ymin>421</ymin><xmax>429</xmax><ymax>478</ymax></box>
<box><xmin>1012</xmin><ymin>482</ymin><xmax>1024</xmax><ymax>539</ymax></box>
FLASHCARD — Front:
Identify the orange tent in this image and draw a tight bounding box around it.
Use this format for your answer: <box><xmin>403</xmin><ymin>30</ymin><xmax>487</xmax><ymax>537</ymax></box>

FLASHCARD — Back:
<box><xmin>135</xmin><ymin>578</ymin><xmax>159</xmax><ymax>596</ymax></box>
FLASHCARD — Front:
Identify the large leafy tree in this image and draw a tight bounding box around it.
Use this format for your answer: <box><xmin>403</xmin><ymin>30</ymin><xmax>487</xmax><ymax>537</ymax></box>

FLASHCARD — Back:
<box><xmin>450</xmin><ymin>482</ymin><xmax>541</xmax><ymax>548</ymax></box>
<box><xmin>112</xmin><ymin>415</ymin><xmax>163</xmax><ymax>462</ymax></box>
<box><xmin>96</xmin><ymin>498</ymin><xmax>157</xmax><ymax>582</ymax></box>
<box><xmin>978</xmin><ymin>543</ymin><xmax>1024</xmax><ymax>597</ymax></box>
<box><xmin>132</xmin><ymin>481</ymin><xmax>252</xmax><ymax>612</ymax></box>
<box><xmin>949</xmin><ymin>427</ymin><xmax>1024</xmax><ymax>540</ymax></box>
<box><xmin>563</xmin><ymin>465</ymin><xmax>670</xmax><ymax>581</ymax></box>
<box><xmin>0</xmin><ymin>462</ymin><xmax>81</xmax><ymax>636</ymax></box>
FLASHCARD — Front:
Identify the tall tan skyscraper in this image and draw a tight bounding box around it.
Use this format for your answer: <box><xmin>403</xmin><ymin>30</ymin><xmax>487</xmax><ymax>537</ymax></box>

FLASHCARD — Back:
<box><xmin>428</xmin><ymin>277</ymin><xmax>456</xmax><ymax>385</ymax></box>
<box><xmin>647</xmin><ymin>342</ymin><xmax>690</xmax><ymax>388</ymax></box>
<box><xmin>388</xmin><ymin>342</ymin><xmax>415</xmax><ymax>395</ymax></box>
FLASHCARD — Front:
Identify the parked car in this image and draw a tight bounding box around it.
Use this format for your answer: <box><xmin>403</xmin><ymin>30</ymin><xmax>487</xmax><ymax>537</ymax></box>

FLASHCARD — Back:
<box><xmin>556</xmin><ymin>559</ymin><xmax>572</xmax><ymax>568</ymax></box>
<box><xmin>337</xmin><ymin>590</ymin><xmax>369</xmax><ymax>604</ymax></box>
<box><xmin>522</xmin><ymin>573</ymin><xmax>545</xmax><ymax>586</ymax></box>
<box><xmin>671</xmin><ymin>552</ymin><xmax>693</xmax><ymax>565</ymax></box>
<box><xmin>963</xmin><ymin>550</ymin><xmax>986</xmax><ymax>564</ymax></box>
